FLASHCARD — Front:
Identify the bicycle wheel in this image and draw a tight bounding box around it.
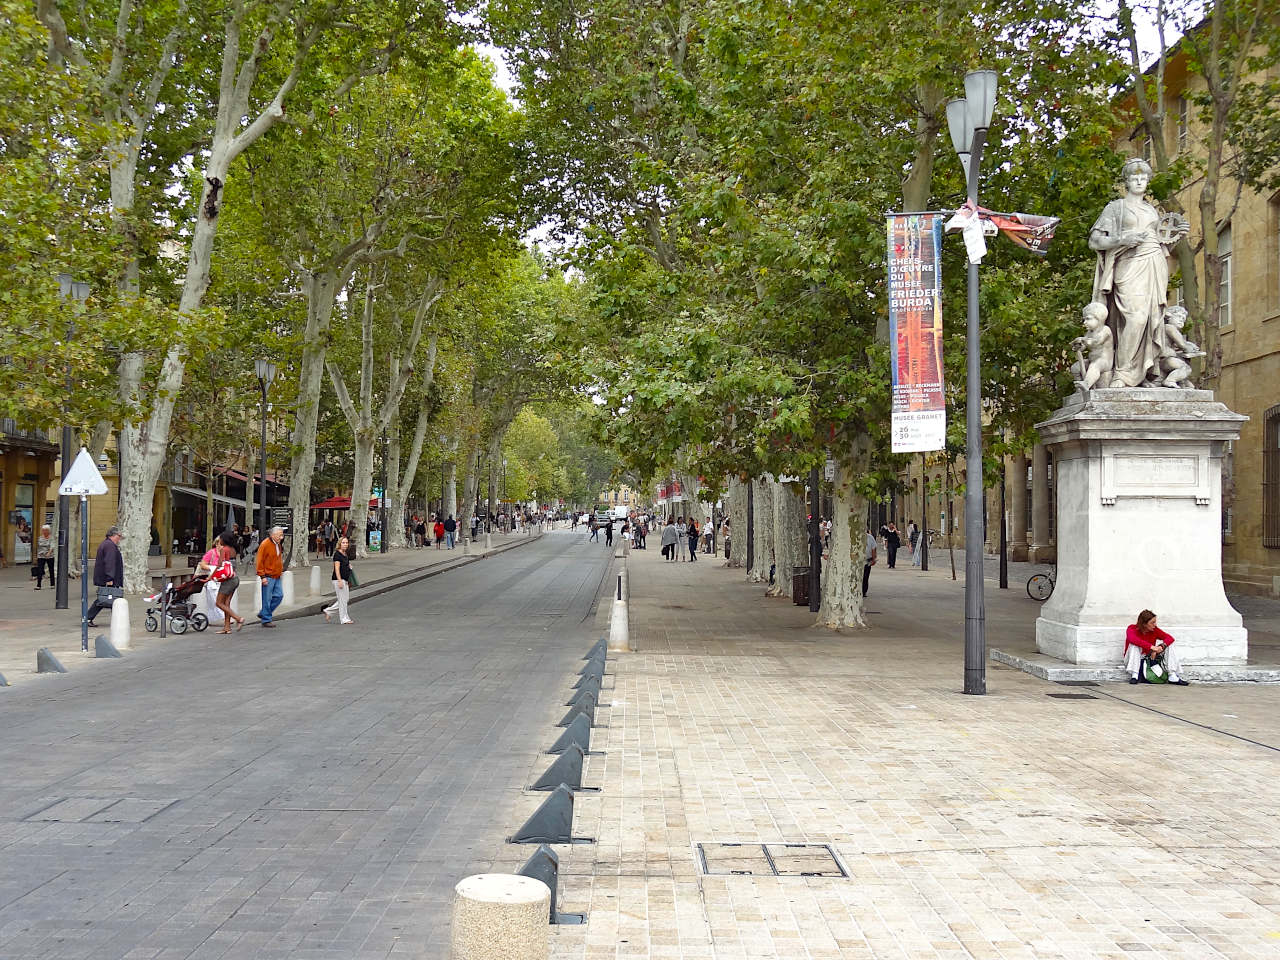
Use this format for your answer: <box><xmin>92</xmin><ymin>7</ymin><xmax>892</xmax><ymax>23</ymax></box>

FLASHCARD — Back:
<box><xmin>1027</xmin><ymin>574</ymin><xmax>1053</xmax><ymax>601</ymax></box>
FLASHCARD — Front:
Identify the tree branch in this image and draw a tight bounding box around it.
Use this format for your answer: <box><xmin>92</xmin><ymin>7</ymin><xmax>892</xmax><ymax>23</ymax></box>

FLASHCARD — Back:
<box><xmin>35</xmin><ymin>0</ymin><xmax>89</xmax><ymax>68</ymax></box>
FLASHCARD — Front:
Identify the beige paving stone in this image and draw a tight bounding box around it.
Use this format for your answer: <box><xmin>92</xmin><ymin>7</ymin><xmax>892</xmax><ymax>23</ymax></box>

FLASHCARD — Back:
<box><xmin>551</xmin><ymin>547</ymin><xmax>1280</xmax><ymax>959</ymax></box>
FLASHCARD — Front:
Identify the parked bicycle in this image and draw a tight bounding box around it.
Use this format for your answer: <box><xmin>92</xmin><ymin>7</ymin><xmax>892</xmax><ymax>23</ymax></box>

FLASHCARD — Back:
<box><xmin>1027</xmin><ymin>563</ymin><xmax>1056</xmax><ymax>601</ymax></box>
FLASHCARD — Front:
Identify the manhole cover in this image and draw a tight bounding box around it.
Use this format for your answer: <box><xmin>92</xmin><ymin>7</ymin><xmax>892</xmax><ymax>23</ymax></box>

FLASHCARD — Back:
<box><xmin>697</xmin><ymin>842</ymin><xmax>845</xmax><ymax>878</ymax></box>
<box><xmin>765</xmin><ymin>843</ymin><xmax>847</xmax><ymax>877</ymax></box>
<box><xmin>1046</xmin><ymin>693</ymin><xmax>1097</xmax><ymax>700</ymax></box>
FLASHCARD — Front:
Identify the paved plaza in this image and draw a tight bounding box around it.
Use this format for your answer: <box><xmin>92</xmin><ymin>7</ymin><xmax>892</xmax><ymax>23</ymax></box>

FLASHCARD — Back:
<box><xmin>551</xmin><ymin>542</ymin><xmax>1280</xmax><ymax>960</ymax></box>
<box><xmin>5</xmin><ymin>529</ymin><xmax>1280</xmax><ymax>959</ymax></box>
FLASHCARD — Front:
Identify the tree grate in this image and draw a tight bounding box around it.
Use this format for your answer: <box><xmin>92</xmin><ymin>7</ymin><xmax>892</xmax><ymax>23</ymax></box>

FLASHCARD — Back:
<box><xmin>697</xmin><ymin>842</ymin><xmax>847</xmax><ymax>877</ymax></box>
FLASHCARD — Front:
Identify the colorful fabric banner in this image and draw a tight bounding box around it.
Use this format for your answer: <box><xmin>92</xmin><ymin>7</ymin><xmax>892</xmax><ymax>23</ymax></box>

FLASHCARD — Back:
<box><xmin>887</xmin><ymin>213</ymin><xmax>945</xmax><ymax>453</ymax></box>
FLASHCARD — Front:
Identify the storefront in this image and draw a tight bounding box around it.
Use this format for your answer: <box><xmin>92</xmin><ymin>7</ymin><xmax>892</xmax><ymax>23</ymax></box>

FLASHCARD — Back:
<box><xmin>0</xmin><ymin>421</ymin><xmax>58</xmax><ymax>570</ymax></box>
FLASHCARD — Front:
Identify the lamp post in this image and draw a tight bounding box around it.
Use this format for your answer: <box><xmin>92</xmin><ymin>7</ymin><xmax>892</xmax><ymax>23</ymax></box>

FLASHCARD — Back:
<box><xmin>55</xmin><ymin>274</ymin><xmax>90</xmax><ymax>610</ymax></box>
<box><xmin>254</xmin><ymin>358</ymin><xmax>277</xmax><ymax>538</ymax></box>
<box><xmin>947</xmin><ymin>68</ymin><xmax>997</xmax><ymax>696</ymax></box>
<box><xmin>380</xmin><ymin>429</ymin><xmax>389</xmax><ymax>554</ymax></box>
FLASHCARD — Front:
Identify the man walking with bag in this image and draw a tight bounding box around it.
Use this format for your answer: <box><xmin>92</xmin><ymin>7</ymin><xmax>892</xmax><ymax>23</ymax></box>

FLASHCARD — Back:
<box><xmin>86</xmin><ymin>526</ymin><xmax>124</xmax><ymax>626</ymax></box>
<box><xmin>256</xmin><ymin>526</ymin><xmax>286</xmax><ymax>628</ymax></box>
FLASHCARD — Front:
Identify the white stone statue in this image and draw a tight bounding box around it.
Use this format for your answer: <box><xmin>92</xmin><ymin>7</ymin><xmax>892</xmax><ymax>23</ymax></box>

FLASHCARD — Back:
<box><xmin>1070</xmin><ymin>301</ymin><xmax>1114</xmax><ymax>392</ymax></box>
<box><xmin>1156</xmin><ymin>305</ymin><xmax>1204</xmax><ymax>388</ymax></box>
<box><xmin>1088</xmin><ymin>158</ymin><xmax>1190</xmax><ymax>387</ymax></box>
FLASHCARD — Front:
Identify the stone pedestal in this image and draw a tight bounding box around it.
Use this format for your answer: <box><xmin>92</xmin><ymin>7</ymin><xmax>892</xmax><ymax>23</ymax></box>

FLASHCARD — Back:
<box><xmin>1035</xmin><ymin>388</ymin><xmax>1247</xmax><ymax>665</ymax></box>
<box><xmin>450</xmin><ymin>874</ymin><xmax>549</xmax><ymax>959</ymax></box>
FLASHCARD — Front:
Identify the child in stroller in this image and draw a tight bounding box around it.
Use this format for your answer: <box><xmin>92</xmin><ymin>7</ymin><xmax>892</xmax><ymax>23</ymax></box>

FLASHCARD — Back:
<box><xmin>143</xmin><ymin>575</ymin><xmax>210</xmax><ymax>634</ymax></box>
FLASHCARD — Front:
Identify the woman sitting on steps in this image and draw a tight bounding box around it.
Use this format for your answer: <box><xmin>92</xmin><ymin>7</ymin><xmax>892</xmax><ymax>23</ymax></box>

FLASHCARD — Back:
<box><xmin>1125</xmin><ymin>609</ymin><xmax>1189</xmax><ymax>685</ymax></box>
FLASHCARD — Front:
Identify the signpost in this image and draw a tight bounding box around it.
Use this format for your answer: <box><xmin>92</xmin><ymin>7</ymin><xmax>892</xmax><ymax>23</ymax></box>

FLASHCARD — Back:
<box><xmin>58</xmin><ymin>448</ymin><xmax>108</xmax><ymax>652</ymax></box>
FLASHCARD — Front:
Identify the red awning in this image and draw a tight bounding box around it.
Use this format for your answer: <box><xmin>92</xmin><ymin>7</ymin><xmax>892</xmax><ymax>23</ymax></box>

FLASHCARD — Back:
<box><xmin>309</xmin><ymin>496</ymin><xmax>381</xmax><ymax>510</ymax></box>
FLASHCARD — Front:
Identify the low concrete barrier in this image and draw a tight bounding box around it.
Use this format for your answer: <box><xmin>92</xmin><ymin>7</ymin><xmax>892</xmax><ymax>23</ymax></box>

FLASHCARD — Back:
<box><xmin>607</xmin><ymin>597</ymin><xmax>630</xmax><ymax>653</ymax></box>
<box><xmin>451</xmin><ymin>874</ymin><xmax>549</xmax><ymax>960</ymax></box>
<box><xmin>110</xmin><ymin>598</ymin><xmax>130</xmax><ymax>650</ymax></box>
<box><xmin>280</xmin><ymin>570</ymin><xmax>296</xmax><ymax>607</ymax></box>
<box><xmin>309</xmin><ymin>564</ymin><xmax>323</xmax><ymax>596</ymax></box>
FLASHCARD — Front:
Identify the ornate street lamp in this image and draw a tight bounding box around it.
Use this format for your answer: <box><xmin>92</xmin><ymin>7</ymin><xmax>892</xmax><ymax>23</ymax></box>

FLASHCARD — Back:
<box><xmin>947</xmin><ymin>69</ymin><xmax>997</xmax><ymax>696</ymax></box>
<box><xmin>254</xmin><ymin>358</ymin><xmax>277</xmax><ymax>538</ymax></box>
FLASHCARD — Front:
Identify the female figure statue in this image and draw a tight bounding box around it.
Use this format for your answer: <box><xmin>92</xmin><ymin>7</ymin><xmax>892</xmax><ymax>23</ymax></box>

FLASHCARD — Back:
<box><xmin>1088</xmin><ymin>158</ymin><xmax>1189</xmax><ymax>387</ymax></box>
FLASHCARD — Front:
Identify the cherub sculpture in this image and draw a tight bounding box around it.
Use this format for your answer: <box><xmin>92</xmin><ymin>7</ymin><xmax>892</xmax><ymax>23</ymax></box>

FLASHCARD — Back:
<box><xmin>1070</xmin><ymin>301</ymin><xmax>1114</xmax><ymax>392</ymax></box>
<box><xmin>1155</xmin><ymin>305</ymin><xmax>1204</xmax><ymax>388</ymax></box>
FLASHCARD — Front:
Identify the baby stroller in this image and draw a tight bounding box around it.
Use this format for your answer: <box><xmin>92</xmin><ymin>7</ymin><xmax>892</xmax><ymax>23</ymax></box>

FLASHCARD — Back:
<box><xmin>143</xmin><ymin>575</ymin><xmax>210</xmax><ymax>634</ymax></box>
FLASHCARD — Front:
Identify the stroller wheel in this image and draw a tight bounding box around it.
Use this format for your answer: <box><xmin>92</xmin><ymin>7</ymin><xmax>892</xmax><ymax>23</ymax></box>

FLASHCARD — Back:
<box><xmin>169</xmin><ymin>615</ymin><xmax>188</xmax><ymax>635</ymax></box>
<box><xmin>192</xmin><ymin>613</ymin><xmax>208</xmax><ymax>632</ymax></box>
<box><xmin>145</xmin><ymin>613</ymin><xmax>159</xmax><ymax>633</ymax></box>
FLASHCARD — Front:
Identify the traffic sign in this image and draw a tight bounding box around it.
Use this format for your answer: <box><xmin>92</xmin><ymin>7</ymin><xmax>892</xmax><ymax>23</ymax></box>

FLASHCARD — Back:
<box><xmin>59</xmin><ymin>448</ymin><xmax>108</xmax><ymax>496</ymax></box>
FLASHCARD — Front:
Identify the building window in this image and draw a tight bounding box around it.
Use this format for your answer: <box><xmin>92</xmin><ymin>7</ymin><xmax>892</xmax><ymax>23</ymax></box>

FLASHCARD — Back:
<box><xmin>1176</xmin><ymin>96</ymin><xmax>1189</xmax><ymax>152</ymax></box>
<box><xmin>1266</xmin><ymin>406</ymin><xmax>1280</xmax><ymax>549</ymax></box>
<box><xmin>1218</xmin><ymin>224</ymin><xmax>1232</xmax><ymax>328</ymax></box>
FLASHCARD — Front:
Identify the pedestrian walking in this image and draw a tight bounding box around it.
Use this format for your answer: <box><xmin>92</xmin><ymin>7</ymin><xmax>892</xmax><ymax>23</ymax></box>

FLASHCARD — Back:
<box><xmin>722</xmin><ymin>517</ymin><xmax>731</xmax><ymax>560</ymax></box>
<box><xmin>211</xmin><ymin>542</ymin><xmax>245</xmax><ymax>634</ymax></box>
<box><xmin>433</xmin><ymin>517</ymin><xmax>445</xmax><ymax>548</ymax></box>
<box><xmin>676</xmin><ymin>518</ymin><xmax>687</xmax><ymax>560</ymax></box>
<box><xmin>323</xmin><ymin>535</ymin><xmax>355</xmax><ymax>625</ymax></box>
<box><xmin>32</xmin><ymin>525</ymin><xmax>55</xmax><ymax>589</ymax></box>
<box><xmin>604</xmin><ymin>518</ymin><xmax>614</xmax><ymax>547</ymax></box>
<box><xmin>621</xmin><ymin>522</ymin><xmax>632</xmax><ymax>556</ymax></box>
<box><xmin>884</xmin><ymin>522</ymin><xmax>901</xmax><ymax>569</ymax></box>
<box><xmin>444</xmin><ymin>515</ymin><xmax>457</xmax><ymax>549</ymax></box>
<box><xmin>255</xmin><ymin>525</ymin><xmax>285</xmax><ymax>628</ymax></box>
<box><xmin>660</xmin><ymin>518</ymin><xmax>679</xmax><ymax>561</ymax></box>
<box><xmin>862</xmin><ymin>528</ymin><xmax>878</xmax><ymax>598</ymax></box>
<box><xmin>687</xmin><ymin>519</ymin><xmax>699</xmax><ymax>562</ymax></box>
<box><xmin>588</xmin><ymin>517</ymin><xmax>599</xmax><ymax>542</ymax></box>
<box><xmin>85</xmin><ymin>526</ymin><xmax>124</xmax><ymax>626</ymax></box>
<box><xmin>908</xmin><ymin>519</ymin><xmax>921</xmax><ymax>568</ymax></box>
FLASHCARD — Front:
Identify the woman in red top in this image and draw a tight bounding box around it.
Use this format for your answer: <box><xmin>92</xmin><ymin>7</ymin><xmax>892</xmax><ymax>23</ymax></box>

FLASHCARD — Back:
<box><xmin>1125</xmin><ymin>609</ymin><xmax>1189</xmax><ymax>685</ymax></box>
<box><xmin>433</xmin><ymin>518</ymin><xmax>445</xmax><ymax>549</ymax></box>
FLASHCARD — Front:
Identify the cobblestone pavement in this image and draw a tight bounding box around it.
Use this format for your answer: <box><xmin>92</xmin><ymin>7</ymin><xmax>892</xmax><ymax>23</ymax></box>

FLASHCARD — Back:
<box><xmin>0</xmin><ymin>530</ymin><xmax>613</xmax><ymax>960</ymax></box>
<box><xmin>552</xmin><ymin>547</ymin><xmax>1280</xmax><ymax>960</ymax></box>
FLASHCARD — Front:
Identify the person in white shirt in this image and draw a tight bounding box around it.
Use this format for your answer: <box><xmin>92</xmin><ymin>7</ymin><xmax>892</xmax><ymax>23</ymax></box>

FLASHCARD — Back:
<box><xmin>862</xmin><ymin>529</ymin><xmax>877</xmax><ymax>598</ymax></box>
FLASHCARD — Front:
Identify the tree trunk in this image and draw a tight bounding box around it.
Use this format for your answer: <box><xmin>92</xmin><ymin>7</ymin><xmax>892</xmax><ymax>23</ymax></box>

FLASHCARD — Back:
<box><xmin>767</xmin><ymin>480</ymin><xmax>806</xmax><ymax>598</ymax></box>
<box><xmin>347</xmin><ymin>430</ymin><xmax>376</xmax><ymax>558</ymax></box>
<box><xmin>457</xmin><ymin>441</ymin><xmax>479</xmax><ymax>532</ymax></box>
<box><xmin>727</xmin><ymin>476</ymin><xmax>747</xmax><ymax>567</ymax></box>
<box><xmin>748</xmin><ymin>476</ymin><xmax>774</xmax><ymax>583</ymax></box>
<box><xmin>817</xmin><ymin>459</ymin><xmax>868</xmax><ymax>630</ymax></box>
<box><xmin>444</xmin><ymin>439</ymin><xmax>458</xmax><ymax>521</ymax></box>
<box><xmin>385</xmin><ymin>419</ymin><xmax>405</xmax><ymax>549</ymax></box>
<box><xmin>286</xmin><ymin>272</ymin><xmax>343</xmax><ymax>566</ymax></box>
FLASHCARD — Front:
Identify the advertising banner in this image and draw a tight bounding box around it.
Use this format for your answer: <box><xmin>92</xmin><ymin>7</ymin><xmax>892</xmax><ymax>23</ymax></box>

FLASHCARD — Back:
<box><xmin>887</xmin><ymin>213</ymin><xmax>946</xmax><ymax>453</ymax></box>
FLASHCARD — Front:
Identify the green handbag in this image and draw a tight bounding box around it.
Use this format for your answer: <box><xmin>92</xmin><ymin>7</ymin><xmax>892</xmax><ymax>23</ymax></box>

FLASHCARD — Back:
<box><xmin>347</xmin><ymin>567</ymin><xmax>359</xmax><ymax>588</ymax></box>
<box><xmin>1142</xmin><ymin>653</ymin><xmax>1169</xmax><ymax>684</ymax></box>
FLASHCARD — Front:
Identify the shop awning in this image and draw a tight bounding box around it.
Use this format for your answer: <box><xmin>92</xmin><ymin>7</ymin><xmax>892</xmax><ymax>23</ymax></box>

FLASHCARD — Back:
<box><xmin>310</xmin><ymin>496</ymin><xmax>381</xmax><ymax>510</ymax></box>
<box><xmin>170</xmin><ymin>485</ymin><xmax>247</xmax><ymax>509</ymax></box>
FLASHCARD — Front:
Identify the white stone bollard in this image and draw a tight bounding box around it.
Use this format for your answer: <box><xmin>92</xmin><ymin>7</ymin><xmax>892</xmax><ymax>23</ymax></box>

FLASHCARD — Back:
<box><xmin>280</xmin><ymin>570</ymin><xmax>295</xmax><ymax>607</ymax></box>
<box><xmin>309</xmin><ymin>563</ymin><xmax>323</xmax><ymax>596</ymax></box>
<box><xmin>451</xmin><ymin>874</ymin><xmax>549</xmax><ymax>960</ymax></box>
<box><xmin>462</xmin><ymin>537</ymin><xmax>471</xmax><ymax>555</ymax></box>
<box><xmin>239</xmin><ymin>579</ymin><xmax>260</xmax><ymax>618</ymax></box>
<box><xmin>608</xmin><ymin>597</ymin><xmax>631</xmax><ymax>653</ymax></box>
<box><xmin>110</xmin><ymin>598</ymin><xmax>130</xmax><ymax>650</ymax></box>
<box><xmin>485</xmin><ymin>532</ymin><xmax>492</xmax><ymax>550</ymax></box>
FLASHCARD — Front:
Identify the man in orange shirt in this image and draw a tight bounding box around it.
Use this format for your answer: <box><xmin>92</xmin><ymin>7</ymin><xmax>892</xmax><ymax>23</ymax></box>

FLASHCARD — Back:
<box><xmin>256</xmin><ymin>526</ymin><xmax>285</xmax><ymax>628</ymax></box>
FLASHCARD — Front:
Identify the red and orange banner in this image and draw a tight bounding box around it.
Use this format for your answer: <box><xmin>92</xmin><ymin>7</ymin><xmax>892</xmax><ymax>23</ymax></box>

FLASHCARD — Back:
<box><xmin>887</xmin><ymin>214</ymin><xmax>945</xmax><ymax>453</ymax></box>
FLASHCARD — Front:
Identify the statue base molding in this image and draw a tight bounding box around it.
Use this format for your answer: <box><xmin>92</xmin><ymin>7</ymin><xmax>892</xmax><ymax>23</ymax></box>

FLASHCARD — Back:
<box><xmin>1034</xmin><ymin>388</ymin><xmax>1248</xmax><ymax>665</ymax></box>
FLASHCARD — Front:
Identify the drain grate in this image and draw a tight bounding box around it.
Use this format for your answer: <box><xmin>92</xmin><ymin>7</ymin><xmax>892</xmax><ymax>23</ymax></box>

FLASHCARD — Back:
<box><xmin>1047</xmin><ymin>693</ymin><xmax>1098</xmax><ymax>700</ymax></box>
<box><xmin>697</xmin><ymin>842</ymin><xmax>846</xmax><ymax>878</ymax></box>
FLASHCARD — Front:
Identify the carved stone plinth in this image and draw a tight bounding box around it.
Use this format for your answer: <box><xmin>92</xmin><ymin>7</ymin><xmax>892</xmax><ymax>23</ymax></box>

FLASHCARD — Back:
<box><xmin>1034</xmin><ymin>388</ymin><xmax>1248</xmax><ymax>665</ymax></box>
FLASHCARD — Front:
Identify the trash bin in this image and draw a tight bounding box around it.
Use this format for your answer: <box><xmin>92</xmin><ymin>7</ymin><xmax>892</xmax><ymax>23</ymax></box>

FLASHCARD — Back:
<box><xmin>792</xmin><ymin>566</ymin><xmax>810</xmax><ymax>606</ymax></box>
